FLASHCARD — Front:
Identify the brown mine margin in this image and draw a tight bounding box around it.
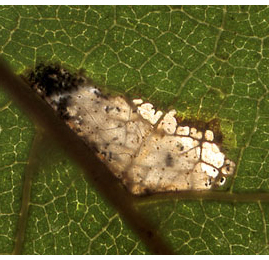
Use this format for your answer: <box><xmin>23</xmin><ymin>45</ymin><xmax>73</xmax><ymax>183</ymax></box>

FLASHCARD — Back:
<box><xmin>0</xmin><ymin>59</ymin><xmax>174</xmax><ymax>255</ymax></box>
<box><xmin>175</xmin><ymin>117</ymin><xmax>223</xmax><ymax>145</ymax></box>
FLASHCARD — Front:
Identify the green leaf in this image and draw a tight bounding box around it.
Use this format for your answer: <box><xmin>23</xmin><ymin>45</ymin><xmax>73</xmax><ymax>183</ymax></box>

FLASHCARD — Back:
<box><xmin>1</xmin><ymin>5</ymin><xmax>269</xmax><ymax>254</ymax></box>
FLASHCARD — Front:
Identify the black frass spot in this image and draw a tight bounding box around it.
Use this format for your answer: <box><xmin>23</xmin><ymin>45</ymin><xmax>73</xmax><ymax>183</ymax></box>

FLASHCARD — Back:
<box><xmin>165</xmin><ymin>153</ymin><xmax>174</xmax><ymax>167</ymax></box>
<box><xmin>27</xmin><ymin>64</ymin><xmax>85</xmax><ymax>97</ymax></box>
<box><xmin>56</xmin><ymin>95</ymin><xmax>71</xmax><ymax>119</ymax></box>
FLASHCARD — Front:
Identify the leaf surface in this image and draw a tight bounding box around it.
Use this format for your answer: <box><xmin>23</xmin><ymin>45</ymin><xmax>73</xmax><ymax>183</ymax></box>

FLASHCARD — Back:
<box><xmin>1</xmin><ymin>5</ymin><xmax>269</xmax><ymax>254</ymax></box>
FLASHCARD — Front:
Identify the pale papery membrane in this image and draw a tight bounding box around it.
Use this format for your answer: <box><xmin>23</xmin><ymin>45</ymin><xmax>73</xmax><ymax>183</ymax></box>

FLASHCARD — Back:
<box><xmin>31</xmin><ymin>68</ymin><xmax>235</xmax><ymax>195</ymax></box>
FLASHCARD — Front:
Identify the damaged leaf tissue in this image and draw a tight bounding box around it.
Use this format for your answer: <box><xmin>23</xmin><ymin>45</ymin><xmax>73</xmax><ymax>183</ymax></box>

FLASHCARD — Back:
<box><xmin>27</xmin><ymin>64</ymin><xmax>235</xmax><ymax>195</ymax></box>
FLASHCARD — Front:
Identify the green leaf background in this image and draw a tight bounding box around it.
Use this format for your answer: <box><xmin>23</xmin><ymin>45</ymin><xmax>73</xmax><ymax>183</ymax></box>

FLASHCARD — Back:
<box><xmin>1</xmin><ymin>5</ymin><xmax>269</xmax><ymax>254</ymax></box>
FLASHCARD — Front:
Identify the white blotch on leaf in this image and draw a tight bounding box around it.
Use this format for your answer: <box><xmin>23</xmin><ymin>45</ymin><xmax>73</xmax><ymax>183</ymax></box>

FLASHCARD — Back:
<box><xmin>46</xmin><ymin>85</ymin><xmax>235</xmax><ymax>195</ymax></box>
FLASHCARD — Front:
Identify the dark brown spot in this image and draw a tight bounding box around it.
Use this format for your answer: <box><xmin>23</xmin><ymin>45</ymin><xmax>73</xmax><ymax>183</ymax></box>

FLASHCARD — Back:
<box><xmin>165</xmin><ymin>153</ymin><xmax>174</xmax><ymax>167</ymax></box>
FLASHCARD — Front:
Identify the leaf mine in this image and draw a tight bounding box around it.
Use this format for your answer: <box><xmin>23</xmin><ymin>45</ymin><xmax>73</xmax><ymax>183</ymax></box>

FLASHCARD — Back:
<box><xmin>28</xmin><ymin>65</ymin><xmax>236</xmax><ymax>195</ymax></box>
